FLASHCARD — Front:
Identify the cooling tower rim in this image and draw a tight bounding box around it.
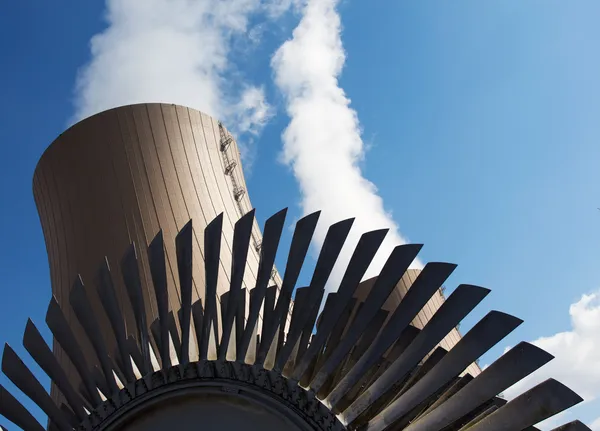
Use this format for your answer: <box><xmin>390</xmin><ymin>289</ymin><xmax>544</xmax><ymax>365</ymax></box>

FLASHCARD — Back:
<box><xmin>32</xmin><ymin>102</ymin><xmax>225</xmax><ymax>191</ymax></box>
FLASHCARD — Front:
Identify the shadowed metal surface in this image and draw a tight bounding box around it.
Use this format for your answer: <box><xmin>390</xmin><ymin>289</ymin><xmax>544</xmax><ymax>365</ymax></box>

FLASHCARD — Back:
<box><xmin>70</xmin><ymin>277</ymin><xmax>118</xmax><ymax>395</ymax></box>
<box><xmin>46</xmin><ymin>297</ymin><xmax>101</xmax><ymax>407</ymax></box>
<box><xmin>404</xmin><ymin>342</ymin><xmax>554</xmax><ymax>431</ymax></box>
<box><xmin>147</xmin><ymin>231</ymin><xmax>171</xmax><ymax>369</ymax></box>
<box><xmin>364</xmin><ymin>311</ymin><xmax>523</xmax><ymax>431</ymax></box>
<box><xmin>200</xmin><ymin>213</ymin><xmax>222</xmax><ymax>361</ymax></box>
<box><xmin>292</xmin><ymin>229</ymin><xmax>389</xmax><ymax>381</ymax></box>
<box><xmin>2</xmin><ymin>344</ymin><xmax>73</xmax><ymax>430</ymax></box>
<box><xmin>120</xmin><ymin>245</ymin><xmax>151</xmax><ymax>375</ymax></box>
<box><xmin>96</xmin><ymin>259</ymin><xmax>135</xmax><ymax>383</ymax></box>
<box><xmin>325</xmin><ymin>261</ymin><xmax>454</xmax><ymax>410</ymax></box>
<box><xmin>340</xmin><ymin>284</ymin><xmax>491</xmax><ymax>426</ymax></box>
<box><xmin>0</xmin><ymin>208</ymin><xmax>589</xmax><ymax>430</ymax></box>
<box><xmin>176</xmin><ymin>220</ymin><xmax>194</xmax><ymax>364</ymax></box>
<box><xmin>220</xmin><ymin>210</ymin><xmax>255</xmax><ymax>360</ymax></box>
<box><xmin>256</xmin><ymin>211</ymin><xmax>319</xmax><ymax>366</ymax></box>
<box><xmin>275</xmin><ymin>218</ymin><xmax>354</xmax><ymax>372</ymax></box>
<box><xmin>23</xmin><ymin>319</ymin><xmax>89</xmax><ymax>421</ymax></box>
<box><xmin>238</xmin><ymin>208</ymin><xmax>286</xmax><ymax>362</ymax></box>
<box><xmin>465</xmin><ymin>379</ymin><xmax>583</xmax><ymax>431</ymax></box>
<box><xmin>550</xmin><ymin>421</ymin><xmax>592</xmax><ymax>431</ymax></box>
<box><xmin>307</xmin><ymin>244</ymin><xmax>424</xmax><ymax>392</ymax></box>
<box><xmin>0</xmin><ymin>384</ymin><xmax>45</xmax><ymax>431</ymax></box>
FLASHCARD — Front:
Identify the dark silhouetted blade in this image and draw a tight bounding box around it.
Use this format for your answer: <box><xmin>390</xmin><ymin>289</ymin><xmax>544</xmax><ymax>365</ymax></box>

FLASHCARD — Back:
<box><xmin>314</xmin><ymin>298</ymin><xmax>360</xmax><ymax>399</ymax></box>
<box><xmin>168</xmin><ymin>311</ymin><xmax>182</xmax><ymax>363</ymax></box>
<box><xmin>121</xmin><ymin>243</ymin><xmax>151</xmax><ymax>374</ymax></box>
<box><xmin>413</xmin><ymin>374</ymin><xmax>474</xmax><ymax>422</ymax></box>
<box><xmin>463</xmin><ymin>379</ymin><xmax>583</xmax><ymax>431</ymax></box>
<box><xmin>301</xmin><ymin>293</ymin><xmax>343</xmax><ymax>389</ymax></box>
<box><xmin>345</xmin><ymin>305</ymin><xmax>386</xmax><ymax>367</ymax></box>
<box><xmin>219</xmin><ymin>291</ymin><xmax>234</xmax><ymax>358</ymax></box>
<box><xmin>236</xmin><ymin>288</ymin><xmax>247</xmax><ymax>352</ymax></box>
<box><xmin>550</xmin><ymin>421</ymin><xmax>593</xmax><ymax>431</ymax></box>
<box><xmin>275</xmin><ymin>286</ymin><xmax>310</xmax><ymax>371</ymax></box>
<box><xmin>220</xmin><ymin>209</ymin><xmax>255</xmax><ymax>360</ymax></box>
<box><xmin>23</xmin><ymin>319</ymin><xmax>89</xmax><ymax>421</ymax></box>
<box><xmin>0</xmin><ymin>384</ymin><xmax>45</xmax><ymax>431</ymax></box>
<box><xmin>323</xmin><ymin>297</ymin><xmax>359</xmax><ymax>370</ymax></box>
<box><xmin>192</xmin><ymin>298</ymin><xmax>204</xmax><ymax>360</ymax></box>
<box><xmin>308</xmin><ymin>244</ymin><xmax>423</xmax><ymax>393</ymax></box>
<box><xmin>2</xmin><ymin>344</ymin><xmax>73</xmax><ymax>430</ymax></box>
<box><xmin>397</xmin><ymin>346</ymin><xmax>448</xmax><ymax>397</ymax></box>
<box><xmin>458</xmin><ymin>404</ymin><xmax>500</xmax><ymax>430</ymax></box>
<box><xmin>238</xmin><ymin>208</ymin><xmax>286</xmax><ymax>362</ymax></box>
<box><xmin>348</xmin><ymin>325</ymin><xmax>422</xmax><ymax>405</ymax></box>
<box><xmin>406</xmin><ymin>341</ymin><xmax>554</xmax><ymax>431</ymax></box>
<box><xmin>296</xmin><ymin>289</ymin><xmax>325</xmax><ymax>368</ymax></box>
<box><xmin>257</xmin><ymin>211</ymin><xmax>320</xmax><ymax>366</ymax></box>
<box><xmin>46</xmin><ymin>296</ymin><xmax>101</xmax><ymax>406</ymax></box>
<box><xmin>69</xmin><ymin>276</ymin><xmax>118</xmax><ymax>394</ymax></box>
<box><xmin>326</xmin><ymin>256</ymin><xmax>448</xmax><ymax>408</ymax></box>
<box><xmin>176</xmin><ymin>220</ymin><xmax>193</xmax><ymax>364</ymax></box>
<box><xmin>148</xmin><ymin>230</ymin><xmax>171</xmax><ymax>369</ymax></box>
<box><xmin>245</xmin><ymin>289</ymin><xmax>260</xmax><ymax>364</ymax></box>
<box><xmin>126</xmin><ymin>335</ymin><xmax>144</xmax><ymax>376</ymax></box>
<box><xmin>326</xmin><ymin>260</ymin><xmax>453</xmax><ymax>409</ymax></box>
<box><xmin>276</xmin><ymin>218</ymin><xmax>355</xmax><ymax>371</ymax></box>
<box><xmin>308</xmin><ymin>218</ymin><xmax>355</xmax><ymax>295</ymax></box>
<box><xmin>292</xmin><ymin>229</ymin><xmax>389</xmax><ymax>380</ymax></box>
<box><xmin>263</xmin><ymin>285</ymin><xmax>277</xmax><ymax>345</ymax></box>
<box><xmin>59</xmin><ymin>404</ymin><xmax>78</xmax><ymax>429</ymax></box>
<box><xmin>201</xmin><ymin>213</ymin><xmax>222</xmax><ymax>360</ymax></box>
<box><xmin>341</xmin><ymin>284</ymin><xmax>490</xmax><ymax>425</ymax></box>
<box><xmin>95</xmin><ymin>257</ymin><xmax>135</xmax><ymax>383</ymax></box>
<box><xmin>263</xmin><ymin>286</ymin><xmax>284</xmax><ymax>367</ymax></box>
<box><xmin>370</xmin><ymin>311</ymin><xmax>523</xmax><ymax>429</ymax></box>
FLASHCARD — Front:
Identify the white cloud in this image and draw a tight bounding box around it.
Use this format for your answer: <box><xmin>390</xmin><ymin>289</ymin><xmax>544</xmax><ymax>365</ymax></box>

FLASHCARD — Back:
<box><xmin>232</xmin><ymin>86</ymin><xmax>274</xmax><ymax>135</ymax></box>
<box><xmin>271</xmin><ymin>0</ymin><xmax>421</xmax><ymax>291</ymax></box>
<box><xmin>503</xmin><ymin>291</ymin><xmax>600</xmax><ymax>429</ymax></box>
<box><xmin>264</xmin><ymin>0</ymin><xmax>303</xmax><ymax>18</ymax></box>
<box><xmin>591</xmin><ymin>416</ymin><xmax>600</xmax><ymax>431</ymax></box>
<box><xmin>248</xmin><ymin>24</ymin><xmax>266</xmax><ymax>47</ymax></box>
<box><xmin>73</xmin><ymin>0</ymin><xmax>278</xmax><ymax>140</ymax></box>
<box><xmin>229</xmin><ymin>85</ymin><xmax>274</xmax><ymax>170</ymax></box>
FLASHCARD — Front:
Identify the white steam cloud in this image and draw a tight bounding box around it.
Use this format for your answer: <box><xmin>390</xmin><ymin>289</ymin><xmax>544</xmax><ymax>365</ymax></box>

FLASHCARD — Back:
<box><xmin>503</xmin><ymin>291</ymin><xmax>600</xmax><ymax>429</ymax></box>
<box><xmin>272</xmin><ymin>0</ymin><xmax>421</xmax><ymax>288</ymax></box>
<box><xmin>73</xmin><ymin>0</ymin><xmax>273</xmax><ymax>138</ymax></box>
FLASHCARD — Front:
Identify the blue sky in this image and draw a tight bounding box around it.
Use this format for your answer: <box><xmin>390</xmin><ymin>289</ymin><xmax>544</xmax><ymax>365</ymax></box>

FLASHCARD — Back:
<box><xmin>1</xmin><ymin>1</ymin><xmax>600</xmax><ymax>429</ymax></box>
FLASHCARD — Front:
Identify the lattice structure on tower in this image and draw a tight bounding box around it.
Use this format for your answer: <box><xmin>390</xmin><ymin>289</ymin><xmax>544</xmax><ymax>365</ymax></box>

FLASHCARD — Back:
<box><xmin>218</xmin><ymin>122</ymin><xmax>273</xmax><ymax>280</ymax></box>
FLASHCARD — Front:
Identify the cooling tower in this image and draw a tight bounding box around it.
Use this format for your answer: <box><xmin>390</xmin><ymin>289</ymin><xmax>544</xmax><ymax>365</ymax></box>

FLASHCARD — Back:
<box><xmin>33</xmin><ymin>103</ymin><xmax>282</xmax><ymax>403</ymax></box>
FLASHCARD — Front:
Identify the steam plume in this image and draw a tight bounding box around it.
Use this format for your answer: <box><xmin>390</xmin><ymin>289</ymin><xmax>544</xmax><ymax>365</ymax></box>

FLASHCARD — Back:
<box><xmin>272</xmin><ymin>0</ymin><xmax>421</xmax><ymax>289</ymax></box>
<box><xmin>73</xmin><ymin>0</ymin><xmax>273</xmax><ymax>136</ymax></box>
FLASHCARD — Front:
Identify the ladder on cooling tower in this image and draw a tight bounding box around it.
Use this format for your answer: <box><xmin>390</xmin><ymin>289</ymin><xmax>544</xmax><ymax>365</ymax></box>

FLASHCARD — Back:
<box><xmin>217</xmin><ymin>122</ymin><xmax>268</xmax><ymax>259</ymax></box>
